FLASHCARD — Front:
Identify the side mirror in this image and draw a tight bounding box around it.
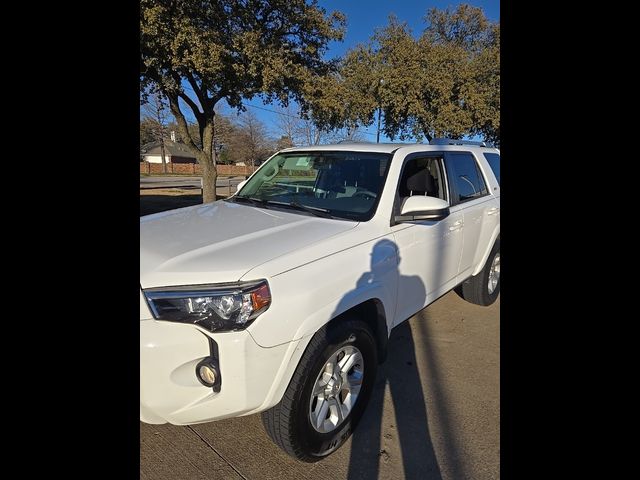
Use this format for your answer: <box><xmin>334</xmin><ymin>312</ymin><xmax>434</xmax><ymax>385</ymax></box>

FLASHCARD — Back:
<box><xmin>235</xmin><ymin>179</ymin><xmax>247</xmax><ymax>194</ymax></box>
<box><xmin>394</xmin><ymin>196</ymin><xmax>450</xmax><ymax>223</ymax></box>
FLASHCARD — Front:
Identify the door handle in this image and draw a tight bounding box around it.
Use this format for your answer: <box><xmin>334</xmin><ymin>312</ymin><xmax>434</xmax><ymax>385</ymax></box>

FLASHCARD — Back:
<box><xmin>449</xmin><ymin>220</ymin><xmax>463</xmax><ymax>231</ymax></box>
<box><xmin>487</xmin><ymin>207</ymin><xmax>500</xmax><ymax>216</ymax></box>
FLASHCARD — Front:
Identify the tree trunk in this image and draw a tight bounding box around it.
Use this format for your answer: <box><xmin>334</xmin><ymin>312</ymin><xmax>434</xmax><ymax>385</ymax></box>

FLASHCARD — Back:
<box><xmin>200</xmin><ymin>116</ymin><xmax>218</xmax><ymax>203</ymax></box>
<box><xmin>165</xmin><ymin>93</ymin><xmax>218</xmax><ymax>202</ymax></box>
<box><xmin>199</xmin><ymin>152</ymin><xmax>218</xmax><ymax>203</ymax></box>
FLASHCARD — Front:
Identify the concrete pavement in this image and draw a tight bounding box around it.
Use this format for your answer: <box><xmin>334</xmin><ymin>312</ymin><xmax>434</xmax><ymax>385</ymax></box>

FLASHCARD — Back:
<box><xmin>140</xmin><ymin>291</ymin><xmax>499</xmax><ymax>480</ymax></box>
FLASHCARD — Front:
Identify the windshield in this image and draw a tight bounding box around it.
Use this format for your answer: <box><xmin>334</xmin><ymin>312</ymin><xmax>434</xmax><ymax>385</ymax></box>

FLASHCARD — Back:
<box><xmin>230</xmin><ymin>151</ymin><xmax>392</xmax><ymax>221</ymax></box>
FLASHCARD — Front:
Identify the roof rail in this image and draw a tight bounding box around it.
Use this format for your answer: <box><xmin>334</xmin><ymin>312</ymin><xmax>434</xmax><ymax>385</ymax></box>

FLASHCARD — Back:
<box><xmin>431</xmin><ymin>138</ymin><xmax>487</xmax><ymax>147</ymax></box>
<box><xmin>335</xmin><ymin>140</ymin><xmax>420</xmax><ymax>146</ymax></box>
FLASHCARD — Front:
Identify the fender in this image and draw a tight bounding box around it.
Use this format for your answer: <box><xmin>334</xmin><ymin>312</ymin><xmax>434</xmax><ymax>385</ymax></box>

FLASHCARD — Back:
<box><xmin>252</xmin><ymin>286</ymin><xmax>392</xmax><ymax>414</ymax></box>
<box><xmin>292</xmin><ymin>280</ymin><xmax>393</xmax><ymax>344</ymax></box>
<box><xmin>246</xmin><ymin>234</ymin><xmax>399</xmax><ymax>348</ymax></box>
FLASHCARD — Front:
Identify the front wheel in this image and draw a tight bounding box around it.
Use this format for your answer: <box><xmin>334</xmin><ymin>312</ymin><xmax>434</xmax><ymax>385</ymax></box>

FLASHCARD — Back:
<box><xmin>261</xmin><ymin>318</ymin><xmax>377</xmax><ymax>462</ymax></box>
<box><xmin>457</xmin><ymin>239</ymin><xmax>500</xmax><ymax>306</ymax></box>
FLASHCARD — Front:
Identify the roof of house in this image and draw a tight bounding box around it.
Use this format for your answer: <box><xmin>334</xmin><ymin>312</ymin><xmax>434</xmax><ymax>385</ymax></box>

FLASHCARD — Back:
<box><xmin>142</xmin><ymin>141</ymin><xmax>197</xmax><ymax>159</ymax></box>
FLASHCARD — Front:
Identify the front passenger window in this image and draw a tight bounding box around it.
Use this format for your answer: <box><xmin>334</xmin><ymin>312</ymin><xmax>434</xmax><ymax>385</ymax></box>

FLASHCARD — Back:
<box><xmin>395</xmin><ymin>156</ymin><xmax>447</xmax><ymax>216</ymax></box>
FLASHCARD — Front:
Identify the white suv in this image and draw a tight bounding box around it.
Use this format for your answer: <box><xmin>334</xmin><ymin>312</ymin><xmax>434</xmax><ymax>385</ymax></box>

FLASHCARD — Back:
<box><xmin>140</xmin><ymin>140</ymin><xmax>500</xmax><ymax>461</ymax></box>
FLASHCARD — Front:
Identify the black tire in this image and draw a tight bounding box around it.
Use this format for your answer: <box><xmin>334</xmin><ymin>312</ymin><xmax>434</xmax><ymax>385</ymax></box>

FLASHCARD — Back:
<box><xmin>457</xmin><ymin>239</ymin><xmax>500</xmax><ymax>306</ymax></box>
<box><xmin>261</xmin><ymin>317</ymin><xmax>377</xmax><ymax>462</ymax></box>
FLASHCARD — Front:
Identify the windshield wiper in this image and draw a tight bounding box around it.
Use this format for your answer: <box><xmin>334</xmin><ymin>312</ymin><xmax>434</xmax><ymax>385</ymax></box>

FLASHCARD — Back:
<box><xmin>231</xmin><ymin>197</ymin><xmax>335</xmax><ymax>219</ymax></box>
<box><xmin>265</xmin><ymin>201</ymin><xmax>335</xmax><ymax>219</ymax></box>
<box><xmin>229</xmin><ymin>196</ymin><xmax>269</xmax><ymax>207</ymax></box>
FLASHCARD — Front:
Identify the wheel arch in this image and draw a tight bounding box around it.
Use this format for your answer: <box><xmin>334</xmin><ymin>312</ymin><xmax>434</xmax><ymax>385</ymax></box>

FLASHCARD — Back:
<box><xmin>472</xmin><ymin>228</ymin><xmax>500</xmax><ymax>276</ymax></box>
<box><xmin>255</xmin><ymin>297</ymin><xmax>389</xmax><ymax>419</ymax></box>
<box><xmin>327</xmin><ymin>298</ymin><xmax>388</xmax><ymax>363</ymax></box>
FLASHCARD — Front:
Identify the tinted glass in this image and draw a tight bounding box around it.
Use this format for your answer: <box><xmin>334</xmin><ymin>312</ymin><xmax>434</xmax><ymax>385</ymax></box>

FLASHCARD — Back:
<box><xmin>483</xmin><ymin>152</ymin><xmax>500</xmax><ymax>185</ymax></box>
<box><xmin>449</xmin><ymin>153</ymin><xmax>488</xmax><ymax>203</ymax></box>
<box><xmin>233</xmin><ymin>151</ymin><xmax>392</xmax><ymax>221</ymax></box>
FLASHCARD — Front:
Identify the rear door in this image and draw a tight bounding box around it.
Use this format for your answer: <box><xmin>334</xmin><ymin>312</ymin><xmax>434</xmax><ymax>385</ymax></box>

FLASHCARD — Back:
<box><xmin>444</xmin><ymin>151</ymin><xmax>499</xmax><ymax>281</ymax></box>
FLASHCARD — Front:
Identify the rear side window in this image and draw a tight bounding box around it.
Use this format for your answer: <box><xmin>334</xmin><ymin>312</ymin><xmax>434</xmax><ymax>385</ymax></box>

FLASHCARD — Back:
<box><xmin>483</xmin><ymin>152</ymin><xmax>500</xmax><ymax>185</ymax></box>
<box><xmin>447</xmin><ymin>152</ymin><xmax>488</xmax><ymax>204</ymax></box>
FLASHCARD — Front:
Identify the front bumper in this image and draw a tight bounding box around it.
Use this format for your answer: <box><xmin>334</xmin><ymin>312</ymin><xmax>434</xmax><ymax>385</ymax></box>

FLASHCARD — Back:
<box><xmin>140</xmin><ymin>319</ymin><xmax>298</xmax><ymax>425</ymax></box>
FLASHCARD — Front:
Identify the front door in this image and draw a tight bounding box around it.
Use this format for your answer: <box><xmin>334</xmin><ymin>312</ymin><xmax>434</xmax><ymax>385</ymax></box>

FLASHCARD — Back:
<box><xmin>391</xmin><ymin>153</ymin><xmax>463</xmax><ymax>326</ymax></box>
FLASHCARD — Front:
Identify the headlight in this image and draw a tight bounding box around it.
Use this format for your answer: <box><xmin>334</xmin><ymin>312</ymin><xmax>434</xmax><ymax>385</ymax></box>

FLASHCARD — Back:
<box><xmin>143</xmin><ymin>280</ymin><xmax>271</xmax><ymax>332</ymax></box>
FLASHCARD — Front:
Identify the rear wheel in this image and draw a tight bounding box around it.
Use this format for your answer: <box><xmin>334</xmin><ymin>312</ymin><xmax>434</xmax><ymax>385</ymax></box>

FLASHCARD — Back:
<box><xmin>261</xmin><ymin>317</ymin><xmax>377</xmax><ymax>461</ymax></box>
<box><xmin>457</xmin><ymin>239</ymin><xmax>500</xmax><ymax>306</ymax></box>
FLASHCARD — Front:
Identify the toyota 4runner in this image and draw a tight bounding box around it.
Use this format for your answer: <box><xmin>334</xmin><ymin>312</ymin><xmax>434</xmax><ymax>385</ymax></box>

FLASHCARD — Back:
<box><xmin>140</xmin><ymin>139</ymin><xmax>500</xmax><ymax>461</ymax></box>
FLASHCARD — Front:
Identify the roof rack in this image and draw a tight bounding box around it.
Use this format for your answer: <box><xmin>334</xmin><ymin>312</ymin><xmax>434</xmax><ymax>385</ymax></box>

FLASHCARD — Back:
<box><xmin>336</xmin><ymin>140</ymin><xmax>419</xmax><ymax>145</ymax></box>
<box><xmin>431</xmin><ymin>138</ymin><xmax>488</xmax><ymax>147</ymax></box>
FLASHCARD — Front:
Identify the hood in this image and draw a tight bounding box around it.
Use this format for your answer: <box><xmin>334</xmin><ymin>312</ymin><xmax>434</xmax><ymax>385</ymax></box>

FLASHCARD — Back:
<box><xmin>140</xmin><ymin>200</ymin><xmax>357</xmax><ymax>288</ymax></box>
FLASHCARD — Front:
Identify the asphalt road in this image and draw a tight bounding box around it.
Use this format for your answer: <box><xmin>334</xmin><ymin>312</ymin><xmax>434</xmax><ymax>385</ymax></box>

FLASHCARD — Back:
<box><xmin>140</xmin><ymin>291</ymin><xmax>500</xmax><ymax>480</ymax></box>
<box><xmin>140</xmin><ymin>175</ymin><xmax>245</xmax><ymax>190</ymax></box>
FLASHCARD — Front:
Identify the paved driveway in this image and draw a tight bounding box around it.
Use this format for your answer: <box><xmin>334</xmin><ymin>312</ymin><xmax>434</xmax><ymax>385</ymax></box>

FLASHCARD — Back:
<box><xmin>140</xmin><ymin>291</ymin><xmax>499</xmax><ymax>480</ymax></box>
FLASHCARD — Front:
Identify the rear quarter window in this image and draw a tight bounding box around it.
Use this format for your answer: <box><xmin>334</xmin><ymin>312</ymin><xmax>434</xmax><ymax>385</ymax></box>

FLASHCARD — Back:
<box><xmin>483</xmin><ymin>152</ymin><xmax>500</xmax><ymax>185</ymax></box>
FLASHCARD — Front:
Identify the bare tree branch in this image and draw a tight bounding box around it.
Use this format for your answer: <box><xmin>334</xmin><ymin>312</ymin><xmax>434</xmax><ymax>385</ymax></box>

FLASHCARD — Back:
<box><xmin>166</xmin><ymin>94</ymin><xmax>201</xmax><ymax>156</ymax></box>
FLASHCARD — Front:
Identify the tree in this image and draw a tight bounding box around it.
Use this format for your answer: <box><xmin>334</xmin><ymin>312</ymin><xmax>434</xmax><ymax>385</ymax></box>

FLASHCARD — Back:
<box><xmin>466</xmin><ymin>23</ymin><xmax>500</xmax><ymax>145</ymax></box>
<box><xmin>141</xmin><ymin>93</ymin><xmax>170</xmax><ymax>172</ymax></box>
<box><xmin>140</xmin><ymin>118</ymin><xmax>160</xmax><ymax>148</ymax></box>
<box><xmin>167</xmin><ymin>121</ymin><xmax>203</xmax><ymax>149</ymax></box>
<box><xmin>141</xmin><ymin>0</ymin><xmax>345</xmax><ymax>202</ymax></box>
<box><xmin>210</xmin><ymin>113</ymin><xmax>238</xmax><ymax>164</ymax></box>
<box><xmin>275</xmin><ymin>104</ymin><xmax>350</xmax><ymax>146</ymax></box>
<box><xmin>235</xmin><ymin>110</ymin><xmax>273</xmax><ymax>167</ymax></box>
<box><xmin>305</xmin><ymin>5</ymin><xmax>499</xmax><ymax>144</ymax></box>
<box><xmin>409</xmin><ymin>4</ymin><xmax>498</xmax><ymax>142</ymax></box>
<box><xmin>275</xmin><ymin>135</ymin><xmax>295</xmax><ymax>150</ymax></box>
<box><xmin>208</xmin><ymin>110</ymin><xmax>271</xmax><ymax>165</ymax></box>
<box><xmin>275</xmin><ymin>105</ymin><xmax>301</xmax><ymax>146</ymax></box>
<box><xmin>337</xmin><ymin>125</ymin><xmax>366</xmax><ymax>142</ymax></box>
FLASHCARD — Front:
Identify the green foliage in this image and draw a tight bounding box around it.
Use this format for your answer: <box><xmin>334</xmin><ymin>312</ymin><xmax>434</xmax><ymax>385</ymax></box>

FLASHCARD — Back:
<box><xmin>143</xmin><ymin>1</ymin><xmax>343</xmax><ymax>100</ymax></box>
<box><xmin>140</xmin><ymin>0</ymin><xmax>345</xmax><ymax>133</ymax></box>
<box><xmin>306</xmin><ymin>4</ymin><xmax>499</xmax><ymax>144</ymax></box>
<box><xmin>141</xmin><ymin>0</ymin><xmax>346</xmax><ymax>201</ymax></box>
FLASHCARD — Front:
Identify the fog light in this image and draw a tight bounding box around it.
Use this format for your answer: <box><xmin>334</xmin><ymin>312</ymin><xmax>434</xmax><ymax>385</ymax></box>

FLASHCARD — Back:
<box><xmin>196</xmin><ymin>359</ymin><xmax>218</xmax><ymax>387</ymax></box>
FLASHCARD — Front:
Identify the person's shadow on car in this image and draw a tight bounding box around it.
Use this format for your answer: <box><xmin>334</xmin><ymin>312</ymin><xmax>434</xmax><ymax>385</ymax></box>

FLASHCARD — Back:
<box><xmin>330</xmin><ymin>239</ymin><xmax>443</xmax><ymax>479</ymax></box>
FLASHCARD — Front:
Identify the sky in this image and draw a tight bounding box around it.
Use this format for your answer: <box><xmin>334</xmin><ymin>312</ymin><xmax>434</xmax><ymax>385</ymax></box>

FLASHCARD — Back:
<box><xmin>181</xmin><ymin>1</ymin><xmax>500</xmax><ymax>143</ymax></box>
